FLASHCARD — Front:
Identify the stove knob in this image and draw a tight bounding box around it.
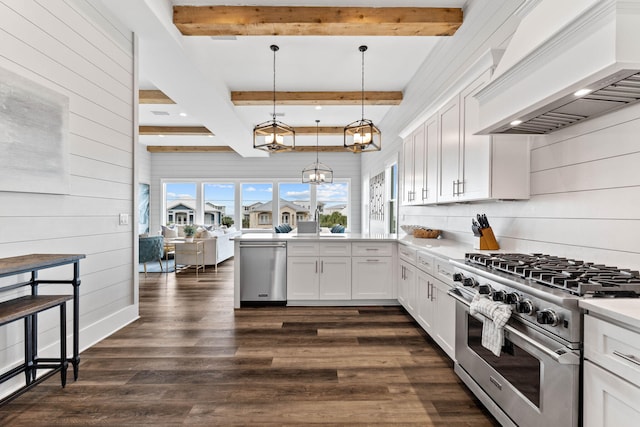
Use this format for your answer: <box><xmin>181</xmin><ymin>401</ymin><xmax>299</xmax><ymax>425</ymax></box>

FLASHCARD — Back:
<box><xmin>453</xmin><ymin>273</ymin><xmax>464</xmax><ymax>283</ymax></box>
<box><xmin>463</xmin><ymin>277</ymin><xmax>479</xmax><ymax>287</ymax></box>
<box><xmin>477</xmin><ymin>284</ymin><xmax>493</xmax><ymax>295</ymax></box>
<box><xmin>536</xmin><ymin>309</ymin><xmax>560</xmax><ymax>327</ymax></box>
<box><xmin>517</xmin><ymin>300</ymin><xmax>535</xmax><ymax>315</ymax></box>
<box><xmin>505</xmin><ymin>292</ymin><xmax>521</xmax><ymax>305</ymax></box>
<box><xmin>492</xmin><ymin>290</ymin><xmax>507</xmax><ymax>302</ymax></box>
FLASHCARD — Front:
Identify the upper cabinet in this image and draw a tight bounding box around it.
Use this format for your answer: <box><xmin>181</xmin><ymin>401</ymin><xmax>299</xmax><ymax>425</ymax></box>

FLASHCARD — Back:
<box><xmin>403</xmin><ymin>69</ymin><xmax>530</xmax><ymax>206</ymax></box>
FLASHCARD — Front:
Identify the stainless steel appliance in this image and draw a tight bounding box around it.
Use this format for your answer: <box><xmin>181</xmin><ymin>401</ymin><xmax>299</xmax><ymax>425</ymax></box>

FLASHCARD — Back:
<box><xmin>449</xmin><ymin>253</ymin><xmax>640</xmax><ymax>427</ymax></box>
<box><xmin>239</xmin><ymin>241</ymin><xmax>287</xmax><ymax>304</ymax></box>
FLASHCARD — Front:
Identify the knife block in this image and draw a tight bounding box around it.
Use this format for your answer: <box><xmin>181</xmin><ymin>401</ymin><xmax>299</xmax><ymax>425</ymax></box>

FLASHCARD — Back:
<box><xmin>478</xmin><ymin>227</ymin><xmax>500</xmax><ymax>250</ymax></box>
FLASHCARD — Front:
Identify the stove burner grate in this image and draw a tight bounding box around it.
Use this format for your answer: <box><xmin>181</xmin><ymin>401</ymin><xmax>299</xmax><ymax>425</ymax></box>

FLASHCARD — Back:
<box><xmin>464</xmin><ymin>252</ymin><xmax>640</xmax><ymax>296</ymax></box>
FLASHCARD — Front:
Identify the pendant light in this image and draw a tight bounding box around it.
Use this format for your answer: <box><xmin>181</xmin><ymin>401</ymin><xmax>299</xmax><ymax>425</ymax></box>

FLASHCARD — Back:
<box><xmin>344</xmin><ymin>45</ymin><xmax>381</xmax><ymax>153</ymax></box>
<box><xmin>253</xmin><ymin>45</ymin><xmax>295</xmax><ymax>152</ymax></box>
<box><xmin>302</xmin><ymin>120</ymin><xmax>333</xmax><ymax>184</ymax></box>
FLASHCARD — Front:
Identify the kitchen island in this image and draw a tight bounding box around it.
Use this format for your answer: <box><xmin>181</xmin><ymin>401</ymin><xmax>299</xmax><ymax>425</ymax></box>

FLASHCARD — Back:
<box><xmin>234</xmin><ymin>233</ymin><xmax>400</xmax><ymax>308</ymax></box>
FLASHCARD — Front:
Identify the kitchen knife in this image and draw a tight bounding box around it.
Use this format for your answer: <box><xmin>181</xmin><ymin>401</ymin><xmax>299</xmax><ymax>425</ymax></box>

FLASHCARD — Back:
<box><xmin>481</xmin><ymin>214</ymin><xmax>490</xmax><ymax>228</ymax></box>
<box><xmin>472</xmin><ymin>219</ymin><xmax>483</xmax><ymax>236</ymax></box>
<box><xmin>476</xmin><ymin>214</ymin><xmax>487</xmax><ymax>229</ymax></box>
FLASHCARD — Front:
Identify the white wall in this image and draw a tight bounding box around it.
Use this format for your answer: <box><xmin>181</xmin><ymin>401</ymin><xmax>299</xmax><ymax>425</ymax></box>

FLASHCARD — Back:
<box><xmin>149</xmin><ymin>151</ymin><xmax>361</xmax><ymax>234</ymax></box>
<box><xmin>0</xmin><ymin>0</ymin><xmax>138</xmax><ymax>398</ymax></box>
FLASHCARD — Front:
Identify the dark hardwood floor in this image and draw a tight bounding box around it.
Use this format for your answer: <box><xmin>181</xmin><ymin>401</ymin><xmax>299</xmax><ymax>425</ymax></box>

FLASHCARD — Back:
<box><xmin>0</xmin><ymin>260</ymin><xmax>498</xmax><ymax>426</ymax></box>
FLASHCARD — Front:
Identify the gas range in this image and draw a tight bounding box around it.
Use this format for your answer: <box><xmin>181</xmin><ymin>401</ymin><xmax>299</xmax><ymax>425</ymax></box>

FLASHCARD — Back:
<box><xmin>449</xmin><ymin>253</ymin><xmax>640</xmax><ymax>347</ymax></box>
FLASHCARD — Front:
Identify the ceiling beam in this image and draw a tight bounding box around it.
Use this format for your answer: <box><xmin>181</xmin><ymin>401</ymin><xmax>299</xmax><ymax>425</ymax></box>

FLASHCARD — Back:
<box><xmin>173</xmin><ymin>6</ymin><xmax>463</xmax><ymax>36</ymax></box>
<box><xmin>139</xmin><ymin>90</ymin><xmax>175</xmax><ymax>104</ymax></box>
<box><xmin>146</xmin><ymin>145</ymin><xmax>352</xmax><ymax>153</ymax></box>
<box><xmin>231</xmin><ymin>91</ymin><xmax>403</xmax><ymax>106</ymax></box>
<box><xmin>147</xmin><ymin>146</ymin><xmax>234</xmax><ymax>153</ymax></box>
<box><xmin>139</xmin><ymin>126</ymin><xmax>213</xmax><ymax>136</ymax></box>
<box><xmin>293</xmin><ymin>126</ymin><xmax>344</xmax><ymax>135</ymax></box>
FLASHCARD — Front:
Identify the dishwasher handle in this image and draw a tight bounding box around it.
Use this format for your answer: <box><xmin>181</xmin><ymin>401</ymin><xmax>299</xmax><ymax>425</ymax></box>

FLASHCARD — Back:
<box><xmin>239</xmin><ymin>243</ymin><xmax>287</xmax><ymax>248</ymax></box>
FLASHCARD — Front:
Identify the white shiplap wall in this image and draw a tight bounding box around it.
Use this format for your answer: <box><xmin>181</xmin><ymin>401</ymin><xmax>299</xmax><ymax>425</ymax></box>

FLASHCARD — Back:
<box><xmin>149</xmin><ymin>151</ymin><xmax>361</xmax><ymax>234</ymax></box>
<box><xmin>0</xmin><ymin>0</ymin><xmax>137</xmax><ymax>398</ymax></box>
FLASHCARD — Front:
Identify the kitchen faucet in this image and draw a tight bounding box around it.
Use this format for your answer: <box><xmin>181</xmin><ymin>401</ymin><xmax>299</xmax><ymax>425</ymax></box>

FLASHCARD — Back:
<box><xmin>314</xmin><ymin>207</ymin><xmax>321</xmax><ymax>233</ymax></box>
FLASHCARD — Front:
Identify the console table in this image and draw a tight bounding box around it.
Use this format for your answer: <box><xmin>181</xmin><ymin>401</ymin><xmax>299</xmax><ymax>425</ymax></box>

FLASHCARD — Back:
<box><xmin>0</xmin><ymin>254</ymin><xmax>85</xmax><ymax>404</ymax></box>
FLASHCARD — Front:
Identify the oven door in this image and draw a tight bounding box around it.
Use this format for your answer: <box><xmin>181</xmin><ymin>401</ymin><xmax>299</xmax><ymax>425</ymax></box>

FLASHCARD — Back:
<box><xmin>452</xmin><ymin>295</ymin><xmax>580</xmax><ymax>427</ymax></box>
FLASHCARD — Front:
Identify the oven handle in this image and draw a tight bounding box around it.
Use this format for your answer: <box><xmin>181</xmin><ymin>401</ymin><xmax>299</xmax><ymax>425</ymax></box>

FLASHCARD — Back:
<box><xmin>448</xmin><ymin>289</ymin><xmax>580</xmax><ymax>366</ymax></box>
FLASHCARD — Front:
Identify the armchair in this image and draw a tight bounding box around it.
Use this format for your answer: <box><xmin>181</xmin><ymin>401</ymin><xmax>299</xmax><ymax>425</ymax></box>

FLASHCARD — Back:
<box><xmin>139</xmin><ymin>235</ymin><xmax>164</xmax><ymax>276</ymax></box>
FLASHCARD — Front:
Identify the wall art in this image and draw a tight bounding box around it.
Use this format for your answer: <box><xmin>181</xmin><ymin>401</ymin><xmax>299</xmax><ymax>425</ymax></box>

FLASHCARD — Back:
<box><xmin>0</xmin><ymin>66</ymin><xmax>69</xmax><ymax>194</ymax></box>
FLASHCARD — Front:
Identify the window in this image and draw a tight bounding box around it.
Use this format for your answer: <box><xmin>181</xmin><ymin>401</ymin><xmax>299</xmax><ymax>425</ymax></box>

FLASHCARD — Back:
<box><xmin>204</xmin><ymin>183</ymin><xmax>235</xmax><ymax>227</ymax></box>
<box><xmin>241</xmin><ymin>183</ymin><xmax>273</xmax><ymax>229</ymax></box>
<box><xmin>388</xmin><ymin>163</ymin><xmax>398</xmax><ymax>234</ymax></box>
<box><xmin>317</xmin><ymin>181</ymin><xmax>349</xmax><ymax>229</ymax></box>
<box><xmin>165</xmin><ymin>182</ymin><xmax>197</xmax><ymax>225</ymax></box>
<box><xmin>278</xmin><ymin>183</ymin><xmax>311</xmax><ymax>228</ymax></box>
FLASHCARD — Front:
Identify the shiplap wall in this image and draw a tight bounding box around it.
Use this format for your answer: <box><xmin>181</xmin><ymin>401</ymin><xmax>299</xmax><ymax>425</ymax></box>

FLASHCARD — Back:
<box><xmin>0</xmin><ymin>0</ymin><xmax>137</xmax><ymax>397</ymax></box>
<box><xmin>149</xmin><ymin>151</ymin><xmax>361</xmax><ymax>234</ymax></box>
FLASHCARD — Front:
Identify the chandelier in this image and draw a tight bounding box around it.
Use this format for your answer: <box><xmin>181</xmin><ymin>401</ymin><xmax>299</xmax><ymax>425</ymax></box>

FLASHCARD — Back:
<box><xmin>253</xmin><ymin>45</ymin><xmax>295</xmax><ymax>152</ymax></box>
<box><xmin>344</xmin><ymin>45</ymin><xmax>381</xmax><ymax>153</ymax></box>
<box><xmin>302</xmin><ymin>120</ymin><xmax>333</xmax><ymax>184</ymax></box>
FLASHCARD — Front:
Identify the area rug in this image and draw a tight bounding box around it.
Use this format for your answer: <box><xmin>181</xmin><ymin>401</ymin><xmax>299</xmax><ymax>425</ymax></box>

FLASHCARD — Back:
<box><xmin>139</xmin><ymin>259</ymin><xmax>175</xmax><ymax>273</ymax></box>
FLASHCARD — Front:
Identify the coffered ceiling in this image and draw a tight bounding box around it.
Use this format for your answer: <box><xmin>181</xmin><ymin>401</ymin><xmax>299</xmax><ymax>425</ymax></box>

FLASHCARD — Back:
<box><xmin>99</xmin><ymin>1</ymin><xmax>469</xmax><ymax>156</ymax></box>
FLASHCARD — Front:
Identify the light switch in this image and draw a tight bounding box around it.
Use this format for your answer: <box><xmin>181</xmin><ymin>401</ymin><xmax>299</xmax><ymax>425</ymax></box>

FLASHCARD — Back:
<box><xmin>119</xmin><ymin>213</ymin><xmax>129</xmax><ymax>225</ymax></box>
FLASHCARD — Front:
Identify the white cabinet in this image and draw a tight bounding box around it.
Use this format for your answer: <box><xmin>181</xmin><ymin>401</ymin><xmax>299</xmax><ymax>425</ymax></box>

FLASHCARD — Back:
<box><xmin>402</xmin><ymin>115</ymin><xmax>438</xmax><ymax>206</ymax></box>
<box><xmin>584</xmin><ymin>361</ymin><xmax>640</xmax><ymax>427</ymax></box>
<box><xmin>352</xmin><ymin>256</ymin><xmax>394</xmax><ymax>300</ymax></box>
<box><xmin>352</xmin><ymin>242</ymin><xmax>394</xmax><ymax>300</ymax></box>
<box><xmin>287</xmin><ymin>241</ymin><xmax>351</xmax><ymax>301</ymax></box>
<box><xmin>416</xmin><ymin>269</ymin><xmax>434</xmax><ymax>333</ymax></box>
<box><xmin>583</xmin><ymin>313</ymin><xmax>640</xmax><ymax>427</ymax></box>
<box><xmin>432</xmin><ymin>278</ymin><xmax>456</xmax><ymax>358</ymax></box>
<box><xmin>436</xmin><ymin>70</ymin><xmax>530</xmax><ymax>203</ymax></box>
<box><xmin>398</xmin><ymin>259</ymin><xmax>416</xmax><ymax>313</ymax></box>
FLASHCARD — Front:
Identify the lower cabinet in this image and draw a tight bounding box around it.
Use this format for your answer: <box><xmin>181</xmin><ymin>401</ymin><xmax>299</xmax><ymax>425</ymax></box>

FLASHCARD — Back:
<box><xmin>287</xmin><ymin>241</ymin><xmax>393</xmax><ymax>302</ymax></box>
<box><xmin>583</xmin><ymin>313</ymin><xmax>640</xmax><ymax>426</ymax></box>
<box><xmin>400</xmin><ymin>248</ymin><xmax>456</xmax><ymax>360</ymax></box>
<box><xmin>584</xmin><ymin>360</ymin><xmax>640</xmax><ymax>427</ymax></box>
<box><xmin>352</xmin><ymin>256</ymin><xmax>394</xmax><ymax>299</ymax></box>
<box><xmin>287</xmin><ymin>256</ymin><xmax>351</xmax><ymax>300</ymax></box>
<box><xmin>398</xmin><ymin>260</ymin><xmax>416</xmax><ymax>313</ymax></box>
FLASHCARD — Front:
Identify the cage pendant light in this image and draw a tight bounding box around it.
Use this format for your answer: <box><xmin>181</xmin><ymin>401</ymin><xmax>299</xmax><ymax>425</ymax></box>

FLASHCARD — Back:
<box><xmin>302</xmin><ymin>120</ymin><xmax>333</xmax><ymax>184</ymax></box>
<box><xmin>253</xmin><ymin>45</ymin><xmax>295</xmax><ymax>152</ymax></box>
<box><xmin>344</xmin><ymin>45</ymin><xmax>381</xmax><ymax>153</ymax></box>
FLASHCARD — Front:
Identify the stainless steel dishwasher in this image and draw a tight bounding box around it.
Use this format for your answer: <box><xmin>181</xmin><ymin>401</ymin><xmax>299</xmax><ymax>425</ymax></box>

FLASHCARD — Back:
<box><xmin>239</xmin><ymin>241</ymin><xmax>287</xmax><ymax>305</ymax></box>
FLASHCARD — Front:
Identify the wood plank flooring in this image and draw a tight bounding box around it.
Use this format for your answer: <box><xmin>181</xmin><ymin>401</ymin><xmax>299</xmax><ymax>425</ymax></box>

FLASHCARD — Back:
<box><xmin>0</xmin><ymin>260</ymin><xmax>498</xmax><ymax>426</ymax></box>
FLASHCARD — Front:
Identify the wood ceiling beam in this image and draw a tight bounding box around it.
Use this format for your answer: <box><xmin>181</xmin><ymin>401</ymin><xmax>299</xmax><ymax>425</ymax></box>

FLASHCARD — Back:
<box><xmin>146</xmin><ymin>145</ymin><xmax>352</xmax><ymax>153</ymax></box>
<box><xmin>293</xmin><ymin>126</ymin><xmax>344</xmax><ymax>135</ymax></box>
<box><xmin>147</xmin><ymin>146</ymin><xmax>234</xmax><ymax>153</ymax></box>
<box><xmin>173</xmin><ymin>6</ymin><xmax>463</xmax><ymax>36</ymax></box>
<box><xmin>139</xmin><ymin>90</ymin><xmax>175</xmax><ymax>104</ymax></box>
<box><xmin>231</xmin><ymin>91</ymin><xmax>403</xmax><ymax>106</ymax></box>
<box><xmin>139</xmin><ymin>126</ymin><xmax>213</xmax><ymax>136</ymax></box>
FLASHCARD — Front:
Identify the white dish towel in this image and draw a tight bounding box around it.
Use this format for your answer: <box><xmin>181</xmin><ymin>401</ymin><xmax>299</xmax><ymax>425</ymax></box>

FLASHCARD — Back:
<box><xmin>469</xmin><ymin>292</ymin><xmax>512</xmax><ymax>356</ymax></box>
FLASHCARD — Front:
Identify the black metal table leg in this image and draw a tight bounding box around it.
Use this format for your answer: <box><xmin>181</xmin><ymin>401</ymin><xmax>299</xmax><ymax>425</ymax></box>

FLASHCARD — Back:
<box><xmin>72</xmin><ymin>261</ymin><xmax>81</xmax><ymax>380</ymax></box>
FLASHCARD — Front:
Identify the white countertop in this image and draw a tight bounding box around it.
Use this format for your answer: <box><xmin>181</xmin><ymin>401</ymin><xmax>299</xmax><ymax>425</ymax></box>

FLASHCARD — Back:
<box><xmin>579</xmin><ymin>298</ymin><xmax>640</xmax><ymax>331</ymax></box>
<box><xmin>236</xmin><ymin>232</ymin><xmax>399</xmax><ymax>242</ymax></box>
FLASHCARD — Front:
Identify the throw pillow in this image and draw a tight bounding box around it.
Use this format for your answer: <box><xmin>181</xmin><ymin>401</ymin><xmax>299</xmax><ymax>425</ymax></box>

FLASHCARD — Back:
<box><xmin>161</xmin><ymin>225</ymin><xmax>178</xmax><ymax>238</ymax></box>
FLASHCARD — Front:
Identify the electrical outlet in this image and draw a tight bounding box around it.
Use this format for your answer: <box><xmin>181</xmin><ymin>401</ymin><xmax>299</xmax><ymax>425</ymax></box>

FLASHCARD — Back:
<box><xmin>119</xmin><ymin>213</ymin><xmax>129</xmax><ymax>225</ymax></box>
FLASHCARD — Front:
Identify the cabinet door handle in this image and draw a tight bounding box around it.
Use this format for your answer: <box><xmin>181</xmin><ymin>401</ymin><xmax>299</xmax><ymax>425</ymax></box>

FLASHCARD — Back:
<box><xmin>422</xmin><ymin>188</ymin><xmax>427</xmax><ymax>200</ymax></box>
<box><xmin>320</xmin><ymin>260</ymin><xmax>324</xmax><ymax>273</ymax></box>
<box><xmin>401</xmin><ymin>265</ymin><xmax>405</xmax><ymax>280</ymax></box>
<box><xmin>431</xmin><ymin>283</ymin><xmax>436</xmax><ymax>302</ymax></box>
<box><xmin>458</xmin><ymin>180</ymin><xmax>464</xmax><ymax>195</ymax></box>
<box><xmin>366</xmin><ymin>259</ymin><xmax>380</xmax><ymax>263</ymax></box>
<box><xmin>452</xmin><ymin>180</ymin><xmax>457</xmax><ymax>196</ymax></box>
<box><xmin>315</xmin><ymin>260</ymin><xmax>318</xmax><ymax>274</ymax></box>
<box><xmin>613</xmin><ymin>350</ymin><xmax>640</xmax><ymax>366</ymax></box>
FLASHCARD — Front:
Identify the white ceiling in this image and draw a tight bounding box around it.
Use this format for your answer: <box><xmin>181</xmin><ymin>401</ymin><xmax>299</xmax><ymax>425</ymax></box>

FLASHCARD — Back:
<box><xmin>102</xmin><ymin>0</ymin><xmax>470</xmax><ymax>154</ymax></box>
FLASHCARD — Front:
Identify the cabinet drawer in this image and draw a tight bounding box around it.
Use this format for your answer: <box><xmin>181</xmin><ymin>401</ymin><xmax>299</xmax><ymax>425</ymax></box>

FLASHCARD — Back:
<box><xmin>416</xmin><ymin>251</ymin><xmax>434</xmax><ymax>274</ymax></box>
<box><xmin>397</xmin><ymin>244</ymin><xmax>417</xmax><ymax>263</ymax></box>
<box><xmin>352</xmin><ymin>242</ymin><xmax>393</xmax><ymax>257</ymax></box>
<box><xmin>584</xmin><ymin>315</ymin><xmax>640</xmax><ymax>386</ymax></box>
<box><xmin>319</xmin><ymin>242</ymin><xmax>351</xmax><ymax>257</ymax></box>
<box><xmin>287</xmin><ymin>241</ymin><xmax>319</xmax><ymax>257</ymax></box>
<box><xmin>434</xmin><ymin>257</ymin><xmax>454</xmax><ymax>285</ymax></box>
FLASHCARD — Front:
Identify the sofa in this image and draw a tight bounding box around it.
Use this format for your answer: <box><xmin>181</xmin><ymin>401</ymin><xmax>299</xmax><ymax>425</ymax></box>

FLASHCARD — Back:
<box><xmin>162</xmin><ymin>225</ymin><xmax>242</xmax><ymax>270</ymax></box>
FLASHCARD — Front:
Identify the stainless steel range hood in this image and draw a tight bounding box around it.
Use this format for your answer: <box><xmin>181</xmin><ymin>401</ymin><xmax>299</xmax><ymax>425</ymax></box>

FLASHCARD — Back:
<box><xmin>476</xmin><ymin>0</ymin><xmax>640</xmax><ymax>135</ymax></box>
